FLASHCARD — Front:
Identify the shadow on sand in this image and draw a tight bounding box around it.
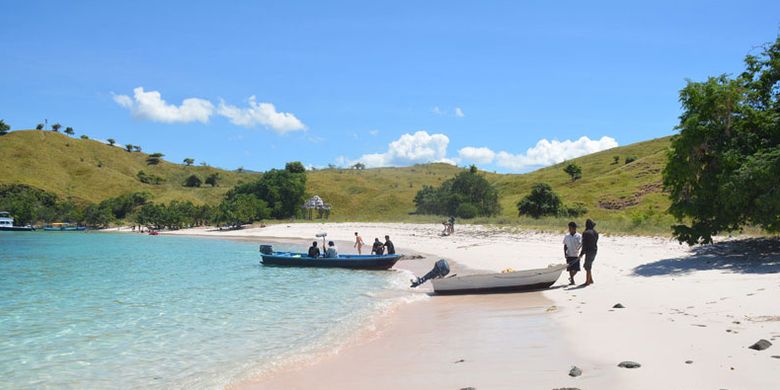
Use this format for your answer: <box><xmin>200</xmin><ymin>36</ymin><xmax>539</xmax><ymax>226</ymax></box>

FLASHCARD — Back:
<box><xmin>633</xmin><ymin>237</ymin><xmax>780</xmax><ymax>277</ymax></box>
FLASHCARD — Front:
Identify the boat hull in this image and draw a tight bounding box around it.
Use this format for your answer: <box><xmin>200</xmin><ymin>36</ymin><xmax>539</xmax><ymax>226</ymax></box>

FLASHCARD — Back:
<box><xmin>260</xmin><ymin>253</ymin><xmax>401</xmax><ymax>270</ymax></box>
<box><xmin>43</xmin><ymin>227</ymin><xmax>86</xmax><ymax>231</ymax></box>
<box><xmin>0</xmin><ymin>226</ymin><xmax>35</xmax><ymax>231</ymax></box>
<box><xmin>432</xmin><ymin>264</ymin><xmax>567</xmax><ymax>295</ymax></box>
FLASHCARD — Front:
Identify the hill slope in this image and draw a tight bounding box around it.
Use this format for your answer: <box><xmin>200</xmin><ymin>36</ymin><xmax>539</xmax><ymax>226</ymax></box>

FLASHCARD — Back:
<box><xmin>1</xmin><ymin>130</ymin><xmax>673</xmax><ymax>231</ymax></box>
<box><xmin>0</xmin><ymin>130</ymin><xmax>258</xmax><ymax>204</ymax></box>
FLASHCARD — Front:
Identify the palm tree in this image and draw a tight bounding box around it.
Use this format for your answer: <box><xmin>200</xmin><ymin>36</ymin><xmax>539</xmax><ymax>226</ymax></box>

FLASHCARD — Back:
<box><xmin>107</xmin><ymin>138</ymin><xmax>116</xmax><ymax>146</ymax></box>
<box><xmin>51</xmin><ymin>123</ymin><xmax>62</xmax><ymax>132</ymax></box>
<box><xmin>64</xmin><ymin>127</ymin><xmax>74</xmax><ymax>135</ymax></box>
<box><xmin>183</xmin><ymin>158</ymin><xmax>195</xmax><ymax>166</ymax></box>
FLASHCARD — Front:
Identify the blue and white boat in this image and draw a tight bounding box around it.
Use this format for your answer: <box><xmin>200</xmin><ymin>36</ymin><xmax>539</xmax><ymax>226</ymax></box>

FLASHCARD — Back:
<box><xmin>259</xmin><ymin>245</ymin><xmax>401</xmax><ymax>270</ymax></box>
<box><xmin>0</xmin><ymin>211</ymin><xmax>35</xmax><ymax>231</ymax></box>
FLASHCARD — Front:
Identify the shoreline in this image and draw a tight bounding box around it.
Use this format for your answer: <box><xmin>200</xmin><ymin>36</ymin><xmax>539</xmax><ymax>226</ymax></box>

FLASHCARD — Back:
<box><xmin>106</xmin><ymin>222</ymin><xmax>780</xmax><ymax>389</ymax></box>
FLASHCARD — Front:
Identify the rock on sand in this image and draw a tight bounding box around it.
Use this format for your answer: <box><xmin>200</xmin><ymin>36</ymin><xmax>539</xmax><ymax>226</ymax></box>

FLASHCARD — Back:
<box><xmin>618</xmin><ymin>361</ymin><xmax>641</xmax><ymax>368</ymax></box>
<box><xmin>748</xmin><ymin>339</ymin><xmax>772</xmax><ymax>351</ymax></box>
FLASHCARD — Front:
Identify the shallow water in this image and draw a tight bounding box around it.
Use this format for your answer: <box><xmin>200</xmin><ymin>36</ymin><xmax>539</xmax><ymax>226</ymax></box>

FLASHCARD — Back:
<box><xmin>0</xmin><ymin>232</ymin><xmax>416</xmax><ymax>388</ymax></box>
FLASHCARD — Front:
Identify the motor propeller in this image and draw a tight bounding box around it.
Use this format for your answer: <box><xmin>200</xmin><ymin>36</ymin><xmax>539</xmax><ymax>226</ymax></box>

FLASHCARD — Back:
<box><xmin>410</xmin><ymin>259</ymin><xmax>451</xmax><ymax>288</ymax></box>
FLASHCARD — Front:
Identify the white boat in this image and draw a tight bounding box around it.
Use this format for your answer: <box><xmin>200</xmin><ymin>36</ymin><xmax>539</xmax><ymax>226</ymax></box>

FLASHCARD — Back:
<box><xmin>432</xmin><ymin>264</ymin><xmax>567</xmax><ymax>295</ymax></box>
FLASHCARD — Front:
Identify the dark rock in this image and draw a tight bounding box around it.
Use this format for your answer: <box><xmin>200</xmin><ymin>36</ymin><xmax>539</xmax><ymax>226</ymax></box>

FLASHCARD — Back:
<box><xmin>459</xmin><ymin>388</ymin><xmax>476</xmax><ymax>390</ymax></box>
<box><xmin>568</xmin><ymin>366</ymin><xmax>582</xmax><ymax>377</ymax></box>
<box><xmin>454</xmin><ymin>359</ymin><xmax>465</xmax><ymax>364</ymax></box>
<box><xmin>618</xmin><ymin>361</ymin><xmax>641</xmax><ymax>368</ymax></box>
<box><xmin>748</xmin><ymin>339</ymin><xmax>772</xmax><ymax>351</ymax></box>
<box><xmin>613</xmin><ymin>303</ymin><xmax>625</xmax><ymax>309</ymax></box>
<box><xmin>771</xmin><ymin>355</ymin><xmax>780</xmax><ymax>359</ymax></box>
<box><xmin>552</xmin><ymin>388</ymin><xmax>581</xmax><ymax>390</ymax></box>
<box><xmin>685</xmin><ymin>360</ymin><xmax>693</xmax><ymax>364</ymax></box>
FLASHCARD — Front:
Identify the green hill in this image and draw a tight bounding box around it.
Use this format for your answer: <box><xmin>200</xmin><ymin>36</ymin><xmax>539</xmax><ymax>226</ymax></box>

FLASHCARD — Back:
<box><xmin>0</xmin><ymin>130</ymin><xmax>258</xmax><ymax>204</ymax></box>
<box><xmin>1</xmin><ymin>129</ymin><xmax>674</xmax><ymax>233</ymax></box>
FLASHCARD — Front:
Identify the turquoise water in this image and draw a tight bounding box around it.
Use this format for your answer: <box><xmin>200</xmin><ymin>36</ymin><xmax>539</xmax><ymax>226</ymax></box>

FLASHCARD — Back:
<box><xmin>0</xmin><ymin>232</ymin><xmax>416</xmax><ymax>388</ymax></box>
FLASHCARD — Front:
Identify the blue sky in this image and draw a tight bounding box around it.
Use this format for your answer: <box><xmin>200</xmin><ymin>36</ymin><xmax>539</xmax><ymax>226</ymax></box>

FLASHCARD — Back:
<box><xmin>2</xmin><ymin>1</ymin><xmax>779</xmax><ymax>172</ymax></box>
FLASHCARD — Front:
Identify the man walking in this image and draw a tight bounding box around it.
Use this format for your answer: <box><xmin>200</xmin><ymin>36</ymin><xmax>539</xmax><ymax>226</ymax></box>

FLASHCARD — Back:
<box><xmin>579</xmin><ymin>219</ymin><xmax>599</xmax><ymax>286</ymax></box>
<box><xmin>354</xmin><ymin>232</ymin><xmax>365</xmax><ymax>254</ymax></box>
<box><xmin>563</xmin><ymin>221</ymin><xmax>582</xmax><ymax>285</ymax></box>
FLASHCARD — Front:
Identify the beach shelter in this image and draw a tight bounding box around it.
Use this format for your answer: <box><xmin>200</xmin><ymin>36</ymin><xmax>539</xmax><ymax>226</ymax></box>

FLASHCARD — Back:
<box><xmin>302</xmin><ymin>195</ymin><xmax>331</xmax><ymax>220</ymax></box>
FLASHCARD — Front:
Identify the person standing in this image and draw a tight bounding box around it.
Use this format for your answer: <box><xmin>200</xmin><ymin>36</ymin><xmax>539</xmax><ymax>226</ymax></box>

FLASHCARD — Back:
<box><xmin>579</xmin><ymin>219</ymin><xmax>599</xmax><ymax>286</ymax></box>
<box><xmin>563</xmin><ymin>221</ymin><xmax>582</xmax><ymax>285</ymax></box>
<box><xmin>354</xmin><ymin>232</ymin><xmax>365</xmax><ymax>254</ymax></box>
<box><xmin>383</xmin><ymin>235</ymin><xmax>395</xmax><ymax>255</ymax></box>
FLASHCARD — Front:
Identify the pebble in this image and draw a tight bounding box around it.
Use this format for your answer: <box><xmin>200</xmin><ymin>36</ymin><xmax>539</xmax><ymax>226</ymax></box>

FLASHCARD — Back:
<box><xmin>685</xmin><ymin>360</ymin><xmax>693</xmax><ymax>364</ymax></box>
<box><xmin>568</xmin><ymin>366</ymin><xmax>582</xmax><ymax>377</ymax></box>
<box><xmin>613</xmin><ymin>303</ymin><xmax>625</xmax><ymax>309</ymax></box>
<box><xmin>618</xmin><ymin>361</ymin><xmax>641</xmax><ymax>368</ymax></box>
<box><xmin>748</xmin><ymin>339</ymin><xmax>772</xmax><ymax>351</ymax></box>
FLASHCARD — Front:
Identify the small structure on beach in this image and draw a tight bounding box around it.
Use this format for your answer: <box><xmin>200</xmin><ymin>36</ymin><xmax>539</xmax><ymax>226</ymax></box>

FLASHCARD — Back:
<box><xmin>302</xmin><ymin>195</ymin><xmax>332</xmax><ymax>220</ymax></box>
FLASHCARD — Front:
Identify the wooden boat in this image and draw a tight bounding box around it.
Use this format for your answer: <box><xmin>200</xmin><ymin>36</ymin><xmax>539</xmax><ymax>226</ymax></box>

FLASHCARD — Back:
<box><xmin>432</xmin><ymin>264</ymin><xmax>567</xmax><ymax>295</ymax></box>
<box><xmin>43</xmin><ymin>223</ymin><xmax>86</xmax><ymax>231</ymax></box>
<box><xmin>260</xmin><ymin>250</ymin><xmax>401</xmax><ymax>270</ymax></box>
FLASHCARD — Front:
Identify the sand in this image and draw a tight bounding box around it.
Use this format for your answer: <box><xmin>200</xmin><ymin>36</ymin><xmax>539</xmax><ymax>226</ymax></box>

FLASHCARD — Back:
<box><xmin>149</xmin><ymin>223</ymin><xmax>780</xmax><ymax>389</ymax></box>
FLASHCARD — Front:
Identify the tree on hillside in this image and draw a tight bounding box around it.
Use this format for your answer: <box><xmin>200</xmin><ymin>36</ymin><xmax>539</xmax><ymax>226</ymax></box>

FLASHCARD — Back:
<box><xmin>205</xmin><ymin>172</ymin><xmax>220</xmax><ymax>187</ymax></box>
<box><xmin>612</xmin><ymin>155</ymin><xmax>620</xmax><ymax>164</ymax></box>
<box><xmin>64</xmin><ymin>127</ymin><xmax>74</xmax><ymax>135</ymax></box>
<box><xmin>215</xmin><ymin>194</ymin><xmax>270</xmax><ymax>227</ymax></box>
<box><xmin>285</xmin><ymin>161</ymin><xmax>306</xmax><ymax>173</ymax></box>
<box><xmin>225</xmin><ymin>162</ymin><xmax>307</xmax><ymax>219</ymax></box>
<box><xmin>51</xmin><ymin>123</ymin><xmax>61</xmax><ymax>132</ymax></box>
<box><xmin>107</xmin><ymin>138</ymin><xmax>116</xmax><ymax>146</ymax></box>
<box><xmin>517</xmin><ymin>183</ymin><xmax>563</xmax><ymax>219</ymax></box>
<box><xmin>184</xmin><ymin>174</ymin><xmax>202</xmax><ymax>187</ymax></box>
<box><xmin>183</xmin><ymin>158</ymin><xmax>195</xmax><ymax>166</ymax></box>
<box><xmin>413</xmin><ymin>165</ymin><xmax>500</xmax><ymax>218</ymax></box>
<box><xmin>664</xmin><ymin>36</ymin><xmax>780</xmax><ymax>245</ymax></box>
<box><xmin>0</xmin><ymin>119</ymin><xmax>9</xmax><ymax>135</ymax></box>
<box><xmin>146</xmin><ymin>153</ymin><xmax>164</xmax><ymax>165</ymax></box>
<box><xmin>133</xmin><ymin>145</ymin><xmax>142</xmax><ymax>152</ymax></box>
<box><xmin>625</xmin><ymin>156</ymin><xmax>637</xmax><ymax>164</ymax></box>
<box><xmin>125</xmin><ymin>144</ymin><xmax>133</xmax><ymax>152</ymax></box>
<box><xmin>80</xmin><ymin>135</ymin><xmax>89</xmax><ymax>140</ymax></box>
<box><xmin>351</xmin><ymin>162</ymin><xmax>366</xmax><ymax>170</ymax></box>
<box><xmin>563</xmin><ymin>163</ymin><xmax>582</xmax><ymax>182</ymax></box>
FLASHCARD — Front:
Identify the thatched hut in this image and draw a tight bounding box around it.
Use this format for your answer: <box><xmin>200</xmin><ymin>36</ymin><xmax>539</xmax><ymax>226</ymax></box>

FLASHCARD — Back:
<box><xmin>301</xmin><ymin>195</ymin><xmax>331</xmax><ymax>220</ymax></box>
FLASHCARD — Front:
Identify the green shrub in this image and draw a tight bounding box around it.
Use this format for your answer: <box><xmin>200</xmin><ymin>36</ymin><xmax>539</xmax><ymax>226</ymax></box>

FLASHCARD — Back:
<box><xmin>517</xmin><ymin>183</ymin><xmax>563</xmax><ymax>218</ymax></box>
<box><xmin>625</xmin><ymin>156</ymin><xmax>637</xmax><ymax>164</ymax></box>
<box><xmin>456</xmin><ymin>203</ymin><xmax>479</xmax><ymax>219</ymax></box>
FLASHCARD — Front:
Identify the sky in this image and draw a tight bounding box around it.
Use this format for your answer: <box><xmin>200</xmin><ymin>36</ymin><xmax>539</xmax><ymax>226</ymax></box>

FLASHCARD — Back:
<box><xmin>1</xmin><ymin>0</ymin><xmax>779</xmax><ymax>173</ymax></box>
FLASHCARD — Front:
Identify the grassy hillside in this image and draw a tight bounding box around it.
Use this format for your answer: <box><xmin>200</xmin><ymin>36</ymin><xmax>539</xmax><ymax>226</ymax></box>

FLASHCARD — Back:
<box><xmin>1</xmin><ymin>129</ymin><xmax>674</xmax><ymax>233</ymax></box>
<box><xmin>0</xmin><ymin>130</ymin><xmax>258</xmax><ymax>204</ymax></box>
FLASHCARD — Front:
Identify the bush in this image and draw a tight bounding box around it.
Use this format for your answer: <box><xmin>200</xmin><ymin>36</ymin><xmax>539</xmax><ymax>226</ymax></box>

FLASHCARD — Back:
<box><xmin>612</xmin><ymin>155</ymin><xmax>620</xmax><ymax>164</ymax></box>
<box><xmin>456</xmin><ymin>203</ymin><xmax>479</xmax><ymax>219</ymax></box>
<box><xmin>137</xmin><ymin>171</ymin><xmax>164</xmax><ymax>185</ymax></box>
<box><xmin>625</xmin><ymin>156</ymin><xmax>637</xmax><ymax>164</ymax></box>
<box><xmin>413</xmin><ymin>165</ymin><xmax>500</xmax><ymax>217</ymax></box>
<box><xmin>563</xmin><ymin>163</ymin><xmax>582</xmax><ymax>182</ymax></box>
<box><xmin>565</xmin><ymin>202</ymin><xmax>588</xmax><ymax>217</ymax></box>
<box><xmin>224</xmin><ymin>162</ymin><xmax>307</xmax><ymax>219</ymax></box>
<box><xmin>184</xmin><ymin>174</ymin><xmax>202</xmax><ymax>187</ymax></box>
<box><xmin>517</xmin><ymin>183</ymin><xmax>563</xmax><ymax>218</ymax></box>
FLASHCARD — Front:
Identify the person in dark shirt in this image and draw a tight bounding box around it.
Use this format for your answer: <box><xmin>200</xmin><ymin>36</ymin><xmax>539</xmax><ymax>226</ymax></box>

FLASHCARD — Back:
<box><xmin>383</xmin><ymin>235</ymin><xmax>395</xmax><ymax>255</ymax></box>
<box><xmin>579</xmin><ymin>219</ymin><xmax>599</xmax><ymax>286</ymax></box>
<box><xmin>307</xmin><ymin>241</ymin><xmax>321</xmax><ymax>257</ymax></box>
<box><xmin>371</xmin><ymin>238</ymin><xmax>385</xmax><ymax>255</ymax></box>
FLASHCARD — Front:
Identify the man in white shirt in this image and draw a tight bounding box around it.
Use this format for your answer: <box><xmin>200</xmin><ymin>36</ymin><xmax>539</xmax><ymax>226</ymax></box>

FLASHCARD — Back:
<box><xmin>325</xmin><ymin>241</ymin><xmax>339</xmax><ymax>258</ymax></box>
<box><xmin>563</xmin><ymin>221</ymin><xmax>582</xmax><ymax>285</ymax></box>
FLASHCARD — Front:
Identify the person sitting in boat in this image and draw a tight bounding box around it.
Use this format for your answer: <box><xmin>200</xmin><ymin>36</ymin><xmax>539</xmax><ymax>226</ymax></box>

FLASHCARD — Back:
<box><xmin>383</xmin><ymin>235</ymin><xmax>395</xmax><ymax>255</ymax></box>
<box><xmin>308</xmin><ymin>241</ymin><xmax>321</xmax><ymax>258</ymax></box>
<box><xmin>371</xmin><ymin>238</ymin><xmax>385</xmax><ymax>255</ymax></box>
<box><xmin>325</xmin><ymin>241</ymin><xmax>339</xmax><ymax>258</ymax></box>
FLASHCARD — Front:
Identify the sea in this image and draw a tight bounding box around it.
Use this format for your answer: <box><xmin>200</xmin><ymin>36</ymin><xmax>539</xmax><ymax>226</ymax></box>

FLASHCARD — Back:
<box><xmin>0</xmin><ymin>232</ymin><xmax>421</xmax><ymax>388</ymax></box>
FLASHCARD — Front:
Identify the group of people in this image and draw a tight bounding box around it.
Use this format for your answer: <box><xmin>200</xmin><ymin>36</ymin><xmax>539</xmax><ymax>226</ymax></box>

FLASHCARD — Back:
<box><xmin>306</xmin><ymin>232</ymin><xmax>395</xmax><ymax>258</ymax></box>
<box><xmin>563</xmin><ymin>218</ymin><xmax>599</xmax><ymax>286</ymax></box>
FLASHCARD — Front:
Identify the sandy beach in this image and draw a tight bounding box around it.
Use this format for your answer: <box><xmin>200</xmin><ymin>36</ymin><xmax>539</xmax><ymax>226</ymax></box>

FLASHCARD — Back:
<box><xmin>149</xmin><ymin>223</ymin><xmax>780</xmax><ymax>389</ymax></box>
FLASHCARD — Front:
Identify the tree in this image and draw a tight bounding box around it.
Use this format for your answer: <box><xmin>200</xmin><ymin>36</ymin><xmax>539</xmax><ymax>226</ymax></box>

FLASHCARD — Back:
<box><xmin>517</xmin><ymin>183</ymin><xmax>563</xmax><ymax>218</ymax></box>
<box><xmin>563</xmin><ymin>163</ymin><xmax>582</xmax><ymax>182</ymax></box>
<box><xmin>216</xmin><ymin>194</ymin><xmax>270</xmax><ymax>227</ymax></box>
<box><xmin>84</xmin><ymin>204</ymin><xmax>113</xmax><ymax>227</ymax></box>
<box><xmin>205</xmin><ymin>172</ymin><xmax>220</xmax><ymax>187</ymax></box>
<box><xmin>36</xmin><ymin>123</ymin><xmax>44</xmax><ymax>130</ymax></box>
<box><xmin>0</xmin><ymin>119</ymin><xmax>9</xmax><ymax>135</ymax></box>
<box><xmin>285</xmin><ymin>161</ymin><xmax>306</xmax><ymax>173</ymax></box>
<box><xmin>125</xmin><ymin>144</ymin><xmax>133</xmax><ymax>152</ymax></box>
<box><xmin>64</xmin><ymin>127</ymin><xmax>74</xmax><ymax>135</ymax></box>
<box><xmin>413</xmin><ymin>166</ymin><xmax>500</xmax><ymax>217</ymax></box>
<box><xmin>183</xmin><ymin>158</ymin><xmax>195</xmax><ymax>166</ymax></box>
<box><xmin>625</xmin><ymin>156</ymin><xmax>637</xmax><ymax>164</ymax></box>
<box><xmin>80</xmin><ymin>135</ymin><xmax>89</xmax><ymax>140</ymax></box>
<box><xmin>133</xmin><ymin>145</ymin><xmax>142</xmax><ymax>152</ymax></box>
<box><xmin>51</xmin><ymin>123</ymin><xmax>61</xmax><ymax>132</ymax></box>
<box><xmin>351</xmin><ymin>162</ymin><xmax>366</xmax><ymax>170</ymax></box>
<box><xmin>184</xmin><ymin>174</ymin><xmax>202</xmax><ymax>187</ymax></box>
<box><xmin>664</xmin><ymin>36</ymin><xmax>780</xmax><ymax>245</ymax></box>
<box><xmin>612</xmin><ymin>155</ymin><xmax>620</xmax><ymax>164</ymax></box>
<box><xmin>146</xmin><ymin>152</ymin><xmax>164</xmax><ymax>165</ymax></box>
<box><xmin>137</xmin><ymin>170</ymin><xmax>164</xmax><ymax>185</ymax></box>
<box><xmin>107</xmin><ymin>138</ymin><xmax>116</xmax><ymax>146</ymax></box>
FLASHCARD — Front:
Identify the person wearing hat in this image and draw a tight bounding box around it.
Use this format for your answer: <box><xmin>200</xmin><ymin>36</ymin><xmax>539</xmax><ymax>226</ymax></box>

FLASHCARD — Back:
<box><xmin>579</xmin><ymin>219</ymin><xmax>599</xmax><ymax>286</ymax></box>
<box><xmin>563</xmin><ymin>221</ymin><xmax>582</xmax><ymax>285</ymax></box>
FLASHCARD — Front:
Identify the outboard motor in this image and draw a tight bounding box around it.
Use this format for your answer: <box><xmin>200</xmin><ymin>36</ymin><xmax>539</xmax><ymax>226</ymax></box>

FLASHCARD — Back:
<box><xmin>259</xmin><ymin>244</ymin><xmax>274</xmax><ymax>255</ymax></box>
<box><xmin>410</xmin><ymin>259</ymin><xmax>450</xmax><ymax>288</ymax></box>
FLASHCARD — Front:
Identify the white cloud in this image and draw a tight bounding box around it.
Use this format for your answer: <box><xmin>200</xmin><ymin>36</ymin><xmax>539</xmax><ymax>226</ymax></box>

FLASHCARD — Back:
<box><xmin>348</xmin><ymin>131</ymin><xmax>452</xmax><ymax>168</ymax></box>
<box><xmin>495</xmin><ymin>136</ymin><xmax>618</xmax><ymax>171</ymax></box>
<box><xmin>368</xmin><ymin>129</ymin><xmax>380</xmax><ymax>136</ymax></box>
<box><xmin>454</xmin><ymin>107</ymin><xmax>465</xmax><ymax>117</ymax></box>
<box><xmin>217</xmin><ymin>96</ymin><xmax>305</xmax><ymax>133</ymax></box>
<box><xmin>432</xmin><ymin>106</ymin><xmax>444</xmax><ymax>115</ymax></box>
<box><xmin>458</xmin><ymin>146</ymin><xmax>495</xmax><ymax>164</ymax></box>
<box><xmin>113</xmin><ymin>87</ymin><xmax>214</xmax><ymax>123</ymax></box>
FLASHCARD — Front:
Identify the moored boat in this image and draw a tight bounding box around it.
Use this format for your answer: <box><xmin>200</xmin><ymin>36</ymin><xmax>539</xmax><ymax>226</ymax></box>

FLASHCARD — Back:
<box><xmin>0</xmin><ymin>211</ymin><xmax>35</xmax><ymax>231</ymax></box>
<box><xmin>259</xmin><ymin>245</ymin><xmax>401</xmax><ymax>270</ymax></box>
<box><xmin>431</xmin><ymin>264</ymin><xmax>567</xmax><ymax>295</ymax></box>
<box><xmin>43</xmin><ymin>222</ymin><xmax>86</xmax><ymax>231</ymax></box>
